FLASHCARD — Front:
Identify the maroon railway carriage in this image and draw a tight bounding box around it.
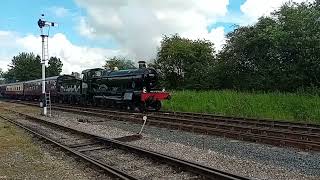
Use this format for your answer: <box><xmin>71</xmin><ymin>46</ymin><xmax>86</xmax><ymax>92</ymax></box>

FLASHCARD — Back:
<box><xmin>0</xmin><ymin>82</ymin><xmax>24</xmax><ymax>99</ymax></box>
<box><xmin>23</xmin><ymin>76</ymin><xmax>59</xmax><ymax>100</ymax></box>
<box><xmin>0</xmin><ymin>76</ymin><xmax>59</xmax><ymax>100</ymax></box>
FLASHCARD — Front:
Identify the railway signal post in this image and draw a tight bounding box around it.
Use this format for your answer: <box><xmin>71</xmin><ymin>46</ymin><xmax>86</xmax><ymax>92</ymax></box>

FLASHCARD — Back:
<box><xmin>37</xmin><ymin>14</ymin><xmax>56</xmax><ymax>116</ymax></box>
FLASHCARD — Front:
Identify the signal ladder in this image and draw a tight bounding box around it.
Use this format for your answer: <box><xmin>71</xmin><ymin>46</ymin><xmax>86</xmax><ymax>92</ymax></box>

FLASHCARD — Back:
<box><xmin>45</xmin><ymin>92</ymin><xmax>52</xmax><ymax>117</ymax></box>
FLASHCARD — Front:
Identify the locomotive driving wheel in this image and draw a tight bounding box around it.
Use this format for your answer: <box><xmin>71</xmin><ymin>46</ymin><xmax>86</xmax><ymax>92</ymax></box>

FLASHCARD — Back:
<box><xmin>146</xmin><ymin>100</ymin><xmax>161</xmax><ymax>111</ymax></box>
<box><xmin>152</xmin><ymin>100</ymin><xmax>161</xmax><ymax>111</ymax></box>
<box><xmin>134</xmin><ymin>102</ymin><xmax>146</xmax><ymax>112</ymax></box>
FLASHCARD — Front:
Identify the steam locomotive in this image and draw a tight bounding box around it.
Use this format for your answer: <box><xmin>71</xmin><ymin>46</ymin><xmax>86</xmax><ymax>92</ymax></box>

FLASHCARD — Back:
<box><xmin>0</xmin><ymin>61</ymin><xmax>170</xmax><ymax>111</ymax></box>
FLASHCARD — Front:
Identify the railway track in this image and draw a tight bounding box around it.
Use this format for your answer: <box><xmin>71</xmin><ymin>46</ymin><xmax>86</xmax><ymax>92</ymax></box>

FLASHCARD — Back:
<box><xmin>0</xmin><ymin>107</ymin><xmax>249</xmax><ymax>180</ymax></box>
<box><xmin>3</xmin><ymin>100</ymin><xmax>320</xmax><ymax>151</ymax></box>
<box><xmin>156</xmin><ymin>110</ymin><xmax>320</xmax><ymax>131</ymax></box>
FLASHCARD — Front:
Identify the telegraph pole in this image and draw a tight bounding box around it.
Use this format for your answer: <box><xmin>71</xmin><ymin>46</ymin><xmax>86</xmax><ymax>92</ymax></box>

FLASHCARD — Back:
<box><xmin>37</xmin><ymin>14</ymin><xmax>56</xmax><ymax>116</ymax></box>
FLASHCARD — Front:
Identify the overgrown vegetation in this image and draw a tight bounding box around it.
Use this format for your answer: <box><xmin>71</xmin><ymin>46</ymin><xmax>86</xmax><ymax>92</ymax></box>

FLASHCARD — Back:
<box><xmin>155</xmin><ymin>1</ymin><xmax>320</xmax><ymax>92</ymax></box>
<box><xmin>214</xmin><ymin>1</ymin><xmax>320</xmax><ymax>91</ymax></box>
<box><xmin>154</xmin><ymin>35</ymin><xmax>215</xmax><ymax>89</ymax></box>
<box><xmin>104</xmin><ymin>56</ymin><xmax>136</xmax><ymax>70</ymax></box>
<box><xmin>2</xmin><ymin>52</ymin><xmax>63</xmax><ymax>83</ymax></box>
<box><xmin>162</xmin><ymin>90</ymin><xmax>320</xmax><ymax>124</ymax></box>
<box><xmin>157</xmin><ymin>1</ymin><xmax>320</xmax><ymax>122</ymax></box>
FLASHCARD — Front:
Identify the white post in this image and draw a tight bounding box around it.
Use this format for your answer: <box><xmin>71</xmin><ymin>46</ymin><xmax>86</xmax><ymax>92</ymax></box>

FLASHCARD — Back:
<box><xmin>38</xmin><ymin>14</ymin><xmax>56</xmax><ymax>116</ymax></box>
<box><xmin>41</xmin><ymin>34</ymin><xmax>47</xmax><ymax>116</ymax></box>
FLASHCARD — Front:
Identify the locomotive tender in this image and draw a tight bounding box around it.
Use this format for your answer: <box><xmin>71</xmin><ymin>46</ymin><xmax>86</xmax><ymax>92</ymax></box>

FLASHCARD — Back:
<box><xmin>0</xmin><ymin>61</ymin><xmax>170</xmax><ymax>111</ymax></box>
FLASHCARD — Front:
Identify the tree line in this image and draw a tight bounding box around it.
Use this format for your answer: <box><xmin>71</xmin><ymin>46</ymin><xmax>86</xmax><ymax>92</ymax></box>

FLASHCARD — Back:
<box><xmin>1</xmin><ymin>52</ymin><xmax>63</xmax><ymax>83</ymax></box>
<box><xmin>153</xmin><ymin>1</ymin><xmax>320</xmax><ymax>92</ymax></box>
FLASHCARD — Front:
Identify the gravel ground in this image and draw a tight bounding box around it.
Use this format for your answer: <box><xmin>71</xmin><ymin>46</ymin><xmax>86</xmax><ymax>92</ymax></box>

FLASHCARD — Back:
<box><xmin>0</xmin><ymin>114</ymin><xmax>112</xmax><ymax>180</ymax></box>
<box><xmin>1</xmin><ymin>101</ymin><xmax>320</xmax><ymax>180</ymax></box>
<box><xmin>85</xmin><ymin>149</ymin><xmax>197</xmax><ymax>179</ymax></box>
<box><xmin>2</xmin><ymin>109</ymin><xmax>199</xmax><ymax>179</ymax></box>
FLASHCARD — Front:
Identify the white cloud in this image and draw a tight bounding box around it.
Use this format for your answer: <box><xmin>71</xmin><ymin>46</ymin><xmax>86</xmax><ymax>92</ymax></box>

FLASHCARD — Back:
<box><xmin>78</xmin><ymin>16</ymin><xmax>96</xmax><ymax>38</ymax></box>
<box><xmin>240</xmin><ymin>0</ymin><xmax>314</xmax><ymax>23</ymax></box>
<box><xmin>75</xmin><ymin>0</ymin><xmax>230</xmax><ymax>60</ymax></box>
<box><xmin>50</xmin><ymin>6</ymin><xmax>70</xmax><ymax>18</ymax></box>
<box><xmin>0</xmin><ymin>31</ymin><xmax>21</xmax><ymax>70</ymax></box>
<box><xmin>0</xmin><ymin>31</ymin><xmax>17</xmax><ymax>48</ymax></box>
<box><xmin>207</xmin><ymin>27</ymin><xmax>226</xmax><ymax>52</ymax></box>
<box><xmin>0</xmin><ymin>31</ymin><xmax>120</xmax><ymax>74</ymax></box>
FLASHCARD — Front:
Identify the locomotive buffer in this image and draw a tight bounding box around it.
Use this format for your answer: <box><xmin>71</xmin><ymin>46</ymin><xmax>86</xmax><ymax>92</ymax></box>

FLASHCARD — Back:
<box><xmin>37</xmin><ymin>14</ymin><xmax>57</xmax><ymax>116</ymax></box>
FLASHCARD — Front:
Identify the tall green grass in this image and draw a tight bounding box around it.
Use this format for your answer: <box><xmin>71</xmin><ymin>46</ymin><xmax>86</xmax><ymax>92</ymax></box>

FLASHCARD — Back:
<box><xmin>162</xmin><ymin>90</ymin><xmax>320</xmax><ymax>124</ymax></box>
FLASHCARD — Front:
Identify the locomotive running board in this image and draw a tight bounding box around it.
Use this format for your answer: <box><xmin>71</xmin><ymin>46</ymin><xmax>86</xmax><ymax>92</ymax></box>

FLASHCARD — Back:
<box><xmin>94</xmin><ymin>95</ymin><xmax>123</xmax><ymax>101</ymax></box>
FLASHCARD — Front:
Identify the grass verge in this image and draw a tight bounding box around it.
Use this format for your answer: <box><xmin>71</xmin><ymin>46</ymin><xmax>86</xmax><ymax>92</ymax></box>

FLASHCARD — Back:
<box><xmin>162</xmin><ymin>90</ymin><xmax>320</xmax><ymax>124</ymax></box>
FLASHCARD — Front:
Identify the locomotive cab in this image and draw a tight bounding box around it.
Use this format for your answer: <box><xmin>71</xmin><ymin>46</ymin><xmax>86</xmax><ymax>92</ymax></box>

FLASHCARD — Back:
<box><xmin>82</xmin><ymin>68</ymin><xmax>104</xmax><ymax>83</ymax></box>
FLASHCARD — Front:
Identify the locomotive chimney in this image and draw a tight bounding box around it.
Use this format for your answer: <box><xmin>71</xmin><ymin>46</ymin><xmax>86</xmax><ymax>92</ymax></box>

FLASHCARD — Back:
<box><xmin>138</xmin><ymin>61</ymin><xmax>146</xmax><ymax>69</ymax></box>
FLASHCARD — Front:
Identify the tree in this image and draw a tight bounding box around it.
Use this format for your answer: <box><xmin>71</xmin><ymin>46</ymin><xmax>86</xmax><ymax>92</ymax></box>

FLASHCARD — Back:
<box><xmin>46</xmin><ymin>57</ymin><xmax>63</xmax><ymax>77</ymax></box>
<box><xmin>3</xmin><ymin>52</ymin><xmax>63</xmax><ymax>82</ymax></box>
<box><xmin>215</xmin><ymin>1</ymin><xmax>320</xmax><ymax>91</ymax></box>
<box><xmin>2</xmin><ymin>69</ymin><xmax>15</xmax><ymax>83</ymax></box>
<box><xmin>5</xmin><ymin>52</ymin><xmax>42</xmax><ymax>82</ymax></box>
<box><xmin>104</xmin><ymin>56</ymin><xmax>136</xmax><ymax>70</ymax></box>
<box><xmin>0</xmin><ymin>68</ymin><xmax>4</xmax><ymax>84</ymax></box>
<box><xmin>155</xmin><ymin>34</ymin><xmax>215</xmax><ymax>89</ymax></box>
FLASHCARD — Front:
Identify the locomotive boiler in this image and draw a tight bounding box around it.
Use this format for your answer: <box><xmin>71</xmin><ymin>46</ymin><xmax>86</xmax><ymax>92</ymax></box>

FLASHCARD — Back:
<box><xmin>82</xmin><ymin>61</ymin><xmax>170</xmax><ymax>111</ymax></box>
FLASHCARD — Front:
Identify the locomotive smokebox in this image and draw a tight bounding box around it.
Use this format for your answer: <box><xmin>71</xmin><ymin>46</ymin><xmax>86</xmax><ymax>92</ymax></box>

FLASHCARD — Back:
<box><xmin>138</xmin><ymin>61</ymin><xmax>146</xmax><ymax>69</ymax></box>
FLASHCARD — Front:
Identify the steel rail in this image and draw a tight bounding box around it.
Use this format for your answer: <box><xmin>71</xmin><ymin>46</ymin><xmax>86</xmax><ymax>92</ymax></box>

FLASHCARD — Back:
<box><xmin>40</xmin><ymin>102</ymin><xmax>320</xmax><ymax>133</ymax></box>
<box><xmin>4</xmin><ymin>100</ymin><xmax>320</xmax><ymax>150</ymax></box>
<box><xmin>29</xmin><ymin>102</ymin><xmax>320</xmax><ymax>135</ymax></box>
<box><xmin>157</xmin><ymin>110</ymin><xmax>320</xmax><ymax>129</ymax></box>
<box><xmin>0</xmin><ymin>114</ymin><xmax>138</xmax><ymax>180</ymax></box>
<box><xmin>43</xmin><ymin>105</ymin><xmax>320</xmax><ymax>150</ymax></box>
<box><xmin>6</xmin><ymin>99</ymin><xmax>320</xmax><ymax>131</ymax></box>
<box><xmin>1</xmin><ymin>108</ymin><xmax>249</xmax><ymax>180</ymax></box>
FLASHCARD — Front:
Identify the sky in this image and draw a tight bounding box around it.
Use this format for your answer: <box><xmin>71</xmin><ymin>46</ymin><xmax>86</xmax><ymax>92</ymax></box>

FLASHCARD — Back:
<box><xmin>0</xmin><ymin>0</ymin><xmax>314</xmax><ymax>74</ymax></box>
